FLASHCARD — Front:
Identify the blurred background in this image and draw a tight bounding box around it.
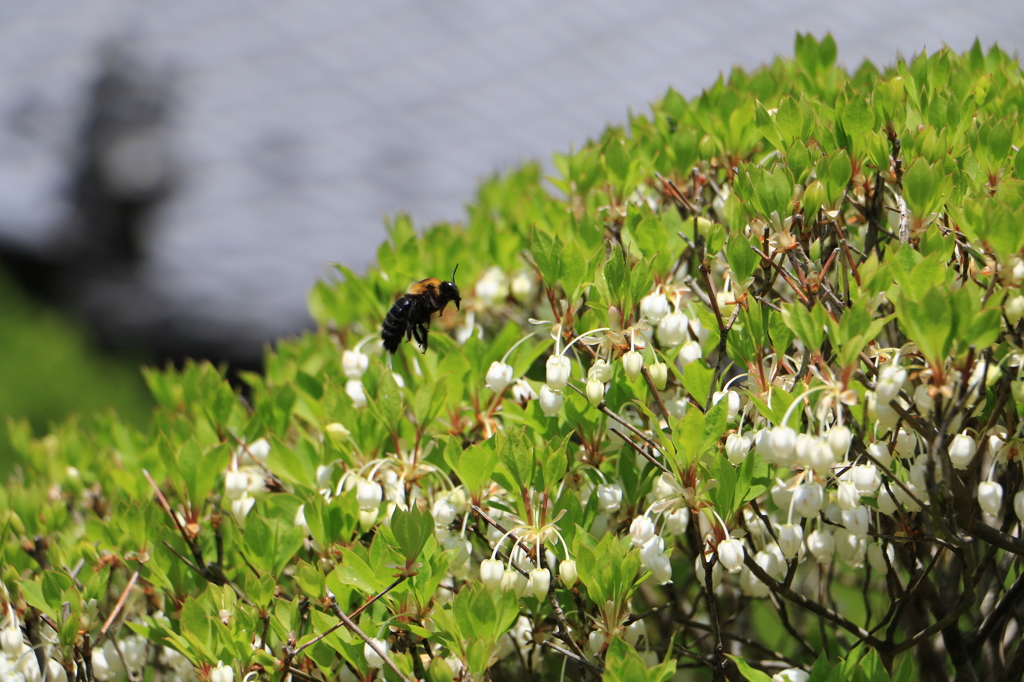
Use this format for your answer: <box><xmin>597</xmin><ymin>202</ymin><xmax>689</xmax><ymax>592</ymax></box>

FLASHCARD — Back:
<box><xmin>1</xmin><ymin>0</ymin><xmax>1023</xmax><ymax>438</ymax></box>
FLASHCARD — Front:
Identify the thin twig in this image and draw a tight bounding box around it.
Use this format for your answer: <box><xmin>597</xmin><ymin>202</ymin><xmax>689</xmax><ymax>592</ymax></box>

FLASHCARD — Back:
<box><xmin>98</xmin><ymin>569</ymin><xmax>139</xmax><ymax>638</ymax></box>
<box><xmin>326</xmin><ymin>590</ymin><xmax>416</xmax><ymax>682</ymax></box>
<box><xmin>641</xmin><ymin>365</ymin><xmax>674</xmax><ymax>435</ymax></box>
<box><xmin>610</xmin><ymin>428</ymin><xmax>671</xmax><ymax>474</ymax></box>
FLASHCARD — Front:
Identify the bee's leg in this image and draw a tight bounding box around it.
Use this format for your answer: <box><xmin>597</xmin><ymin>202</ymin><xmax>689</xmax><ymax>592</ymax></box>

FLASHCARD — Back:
<box><xmin>409</xmin><ymin>319</ymin><xmax>425</xmax><ymax>348</ymax></box>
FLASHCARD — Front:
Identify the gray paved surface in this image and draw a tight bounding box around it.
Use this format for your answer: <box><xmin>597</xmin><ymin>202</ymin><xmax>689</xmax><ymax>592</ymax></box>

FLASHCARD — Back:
<box><xmin>1</xmin><ymin>1</ymin><xmax>1022</xmax><ymax>359</ymax></box>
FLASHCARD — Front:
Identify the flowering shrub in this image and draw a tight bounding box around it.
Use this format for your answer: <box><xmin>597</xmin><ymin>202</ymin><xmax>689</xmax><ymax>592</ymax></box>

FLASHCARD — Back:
<box><xmin>4</xmin><ymin>34</ymin><xmax>1024</xmax><ymax>681</ymax></box>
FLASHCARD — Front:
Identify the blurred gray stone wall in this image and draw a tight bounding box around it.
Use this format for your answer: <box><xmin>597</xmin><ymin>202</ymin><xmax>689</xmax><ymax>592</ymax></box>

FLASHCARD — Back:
<box><xmin>0</xmin><ymin>0</ymin><xmax>1021</xmax><ymax>361</ymax></box>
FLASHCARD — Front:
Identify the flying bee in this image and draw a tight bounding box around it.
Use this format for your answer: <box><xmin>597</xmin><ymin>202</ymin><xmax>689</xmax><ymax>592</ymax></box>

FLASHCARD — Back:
<box><xmin>381</xmin><ymin>266</ymin><xmax>461</xmax><ymax>353</ymax></box>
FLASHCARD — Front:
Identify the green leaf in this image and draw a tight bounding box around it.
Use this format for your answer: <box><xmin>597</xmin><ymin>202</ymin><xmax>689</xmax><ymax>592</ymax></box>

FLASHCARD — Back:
<box><xmin>682</xmin><ymin>360</ymin><xmax>714</xmax><ymax>409</ymax></box>
<box><xmin>531</xmin><ymin>227</ymin><xmax>559</xmax><ymax>286</ymax></box>
<box><xmin>705</xmin><ymin>223</ymin><xmax>727</xmax><ymax>255</ymax></box>
<box><xmin>672</xmin><ymin>408</ymin><xmax>705</xmax><ymax>468</ymax></box>
<box><xmin>727</xmin><ymin>654</ymin><xmax>774</xmax><ymax>682</ymax></box>
<box><xmin>903</xmin><ymin>158</ymin><xmax>937</xmax><ymax>217</ymax></box>
<box><xmin>605</xmin><ymin>138</ymin><xmax>630</xmax><ymax>183</ymax></box>
<box><xmin>390</xmin><ymin>506</ymin><xmax>434</xmax><ymax>566</ymax></box>
<box><xmin>755</xmin><ymin>100</ymin><xmax>784</xmax><ymax>151</ymax></box>
<box><xmin>633</xmin><ymin>215</ymin><xmax>668</xmax><ymax>271</ymax></box>
<box><xmin>17</xmin><ymin>581</ymin><xmax>49</xmax><ymax>618</ymax></box>
<box><xmin>604</xmin><ymin>244</ymin><xmax>628</xmax><ymax>305</ymax></box>
<box><xmin>893</xmin><ymin>287</ymin><xmax>954</xmax><ymax>367</ymax></box>
<box><xmin>841</xmin><ymin>94</ymin><xmax>875</xmax><ymax>137</ymax></box>
<box><xmin>768</xmin><ymin>308</ymin><xmax>795</xmax><ymax>356</ymax></box>
<box><xmin>825</xmin><ymin>149</ymin><xmax>852</xmax><ymax>205</ymax></box>
<box><xmin>560</xmin><ymin>241</ymin><xmax>587</xmax><ymax>299</ymax></box>
<box><xmin>604</xmin><ymin>637</ymin><xmax>650</xmax><ymax>682</ymax></box>
<box><xmin>700</xmin><ymin>398</ymin><xmax>729</xmax><ymax>455</ymax></box>
<box><xmin>373</xmin><ymin>368</ymin><xmax>404</xmax><ymax>430</ymax></box>
<box><xmin>781</xmin><ymin>302</ymin><xmax>826</xmax><ymax>352</ymax></box>
<box><xmin>786</xmin><ymin>141</ymin><xmax>812</xmax><ymax>184</ymax></box>
<box><xmin>498</xmin><ymin>430</ymin><xmax>534</xmax><ymax>491</ymax></box>
<box><xmin>452</xmin><ymin>443</ymin><xmax>496</xmax><ymax>497</ymax></box>
<box><xmin>708</xmin><ymin>455</ymin><xmax>737</xmax><ymax>519</ymax></box>
<box><xmin>726</xmin><ymin>233</ymin><xmax>758</xmax><ymax>283</ymax></box>
<box><xmin>776</xmin><ymin>96</ymin><xmax>803</xmax><ymax>143</ymax></box>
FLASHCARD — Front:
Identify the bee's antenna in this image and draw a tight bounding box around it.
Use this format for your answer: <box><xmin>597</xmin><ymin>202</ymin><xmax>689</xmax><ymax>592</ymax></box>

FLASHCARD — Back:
<box><xmin>451</xmin><ymin>264</ymin><xmax>459</xmax><ymax>282</ymax></box>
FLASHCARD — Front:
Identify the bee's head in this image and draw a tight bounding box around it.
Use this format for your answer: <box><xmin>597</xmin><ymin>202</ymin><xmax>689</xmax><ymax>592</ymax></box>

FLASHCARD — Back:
<box><xmin>442</xmin><ymin>265</ymin><xmax>461</xmax><ymax>310</ymax></box>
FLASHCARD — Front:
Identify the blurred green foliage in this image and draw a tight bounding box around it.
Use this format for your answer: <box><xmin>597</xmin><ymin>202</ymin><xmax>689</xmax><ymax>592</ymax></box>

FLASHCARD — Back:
<box><xmin>0</xmin><ymin>266</ymin><xmax>152</xmax><ymax>475</ymax></box>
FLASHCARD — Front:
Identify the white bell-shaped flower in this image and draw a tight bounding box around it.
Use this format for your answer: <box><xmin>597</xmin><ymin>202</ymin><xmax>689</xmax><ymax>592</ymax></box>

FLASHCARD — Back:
<box><xmin>486</xmin><ymin>361</ymin><xmax>514</xmax><ymax>392</ymax></box>
<box><xmin>539</xmin><ymin>385</ymin><xmax>563</xmax><ymax>416</ymax></box>
<box><xmin>657</xmin><ymin>311</ymin><xmax>689</xmax><ymax>346</ymax></box>
<box><xmin>806</xmin><ymin>529</ymin><xmax>834</xmax><ymax>563</ymax></box>
<box><xmin>716</xmin><ymin>537</ymin><xmax>746</xmax><ymax>573</ymax></box>
<box><xmin>641</xmin><ymin>292</ymin><xmax>671</xmax><ymax>324</ymax></box>
<box><xmin>948</xmin><ymin>431</ymin><xmax>977</xmax><ymax>469</ymax></box>
<box><xmin>978</xmin><ymin>481</ymin><xmax>1003</xmax><ymax>516</ymax></box>
<box><xmin>545</xmin><ymin>355</ymin><xmax>572</xmax><ymax>390</ymax></box>
<box><xmin>622</xmin><ymin>350</ymin><xmax>644</xmax><ymax>381</ymax></box>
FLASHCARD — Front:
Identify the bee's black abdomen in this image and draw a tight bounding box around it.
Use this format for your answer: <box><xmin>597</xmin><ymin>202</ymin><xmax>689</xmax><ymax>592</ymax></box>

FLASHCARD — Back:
<box><xmin>381</xmin><ymin>296</ymin><xmax>413</xmax><ymax>353</ymax></box>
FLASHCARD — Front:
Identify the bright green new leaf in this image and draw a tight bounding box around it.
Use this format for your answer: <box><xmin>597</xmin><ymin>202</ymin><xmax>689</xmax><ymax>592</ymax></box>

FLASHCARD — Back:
<box><xmin>781</xmin><ymin>301</ymin><xmax>826</xmax><ymax>352</ymax></box>
<box><xmin>605</xmin><ymin>138</ymin><xmax>630</xmax><ymax>183</ymax></box>
<box><xmin>841</xmin><ymin>93</ymin><xmax>875</xmax><ymax>137</ymax></box>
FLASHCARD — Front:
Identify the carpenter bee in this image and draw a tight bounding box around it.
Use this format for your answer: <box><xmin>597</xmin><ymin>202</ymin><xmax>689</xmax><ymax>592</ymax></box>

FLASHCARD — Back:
<box><xmin>381</xmin><ymin>266</ymin><xmax>461</xmax><ymax>353</ymax></box>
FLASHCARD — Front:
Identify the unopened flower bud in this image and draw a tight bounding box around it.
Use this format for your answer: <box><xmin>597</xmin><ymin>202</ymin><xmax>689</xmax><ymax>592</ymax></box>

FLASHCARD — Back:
<box><xmin>325</xmin><ymin>422</ymin><xmax>350</xmax><ymax>440</ymax></box>
<box><xmin>357</xmin><ymin>481</ymin><xmax>383</xmax><ymax>510</ymax></box>
<box><xmin>586</xmin><ymin>377</ymin><xmax>606</xmax><ymax>406</ymax></box>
